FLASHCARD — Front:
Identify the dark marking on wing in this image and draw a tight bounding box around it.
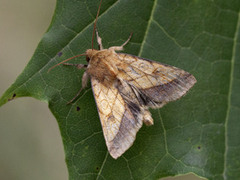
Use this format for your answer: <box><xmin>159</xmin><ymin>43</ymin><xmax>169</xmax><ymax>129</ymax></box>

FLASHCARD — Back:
<box><xmin>127</xmin><ymin>102</ymin><xmax>140</xmax><ymax>116</ymax></box>
<box><xmin>117</xmin><ymin>71</ymin><xmax>196</xmax><ymax>108</ymax></box>
<box><xmin>108</xmin><ymin>107</ymin><xmax>143</xmax><ymax>156</ymax></box>
<box><xmin>139</xmin><ymin>72</ymin><xmax>195</xmax><ymax>104</ymax></box>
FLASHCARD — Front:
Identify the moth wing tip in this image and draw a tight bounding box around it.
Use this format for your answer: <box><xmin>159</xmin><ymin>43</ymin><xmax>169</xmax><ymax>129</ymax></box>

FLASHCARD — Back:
<box><xmin>109</xmin><ymin>149</ymin><xmax>122</xmax><ymax>159</ymax></box>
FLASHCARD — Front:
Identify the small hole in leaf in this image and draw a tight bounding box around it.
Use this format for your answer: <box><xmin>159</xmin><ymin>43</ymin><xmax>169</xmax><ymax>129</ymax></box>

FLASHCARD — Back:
<box><xmin>96</xmin><ymin>166</ymin><xmax>99</xmax><ymax>171</ymax></box>
<box><xmin>58</xmin><ymin>52</ymin><xmax>63</xmax><ymax>57</ymax></box>
<box><xmin>76</xmin><ymin>106</ymin><xmax>81</xmax><ymax>111</ymax></box>
<box><xmin>197</xmin><ymin>146</ymin><xmax>201</xmax><ymax>150</ymax></box>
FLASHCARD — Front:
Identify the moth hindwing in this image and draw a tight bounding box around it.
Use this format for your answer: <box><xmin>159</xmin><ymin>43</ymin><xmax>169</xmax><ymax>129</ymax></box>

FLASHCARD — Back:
<box><xmin>52</xmin><ymin>0</ymin><xmax>197</xmax><ymax>159</ymax></box>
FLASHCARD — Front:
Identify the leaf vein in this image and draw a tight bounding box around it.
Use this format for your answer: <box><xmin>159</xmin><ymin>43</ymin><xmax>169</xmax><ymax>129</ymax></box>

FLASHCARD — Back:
<box><xmin>223</xmin><ymin>10</ymin><xmax>240</xmax><ymax>179</ymax></box>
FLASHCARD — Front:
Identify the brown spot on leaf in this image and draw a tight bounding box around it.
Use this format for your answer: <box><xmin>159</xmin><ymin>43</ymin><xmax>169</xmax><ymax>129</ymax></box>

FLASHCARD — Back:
<box><xmin>58</xmin><ymin>52</ymin><xmax>63</xmax><ymax>57</ymax></box>
<box><xmin>8</xmin><ymin>93</ymin><xmax>16</xmax><ymax>101</ymax></box>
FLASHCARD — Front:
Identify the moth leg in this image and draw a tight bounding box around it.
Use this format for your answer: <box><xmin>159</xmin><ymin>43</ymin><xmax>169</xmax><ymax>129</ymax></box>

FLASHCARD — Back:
<box><xmin>67</xmin><ymin>71</ymin><xmax>89</xmax><ymax>104</ymax></box>
<box><xmin>109</xmin><ymin>33</ymin><xmax>132</xmax><ymax>51</ymax></box>
<box><xmin>62</xmin><ymin>63</ymin><xmax>87</xmax><ymax>69</ymax></box>
<box><xmin>62</xmin><ymin>63</ymin><xmax>88</xmax><ymax>104</ymax></box>
<box><xmin>95</xmin><ymin>28</ymin><xmax>103</xmax><ymax>50</ymax></box>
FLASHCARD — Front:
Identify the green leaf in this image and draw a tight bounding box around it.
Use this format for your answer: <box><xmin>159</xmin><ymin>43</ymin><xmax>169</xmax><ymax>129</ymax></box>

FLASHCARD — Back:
<box><xmin>0</xmin><ymin>0</ymin><xmax>239</xmax><ymax>179</ymax></box>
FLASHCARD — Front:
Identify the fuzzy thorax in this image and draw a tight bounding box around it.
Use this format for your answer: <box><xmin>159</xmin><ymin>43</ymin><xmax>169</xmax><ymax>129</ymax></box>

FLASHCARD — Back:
<box><xmin>86</xmin><ymin>49</ymin><xmax>119</xmax><ymax>83</ymax></box>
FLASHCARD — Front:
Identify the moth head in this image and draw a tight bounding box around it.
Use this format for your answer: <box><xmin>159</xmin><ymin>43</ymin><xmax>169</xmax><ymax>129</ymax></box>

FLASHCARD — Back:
<box><xmin>86</xmin><ymin>49</ymin><xmax>98</xmax><ymax>61</ymax></box>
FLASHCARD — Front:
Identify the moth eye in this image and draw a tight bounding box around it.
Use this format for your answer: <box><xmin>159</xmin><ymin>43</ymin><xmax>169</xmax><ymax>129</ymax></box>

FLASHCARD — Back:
<box><xmin>86</xmin><ymin>56</ymin><xmax>90</xmax><ymax>62</ymax></box>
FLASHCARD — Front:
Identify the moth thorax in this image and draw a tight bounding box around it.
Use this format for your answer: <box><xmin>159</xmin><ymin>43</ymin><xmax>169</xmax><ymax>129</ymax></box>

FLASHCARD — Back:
<box><xmin>87</xmin><ymin>54</ymin><xmax>117</xmax><ymax>83</ymax></box>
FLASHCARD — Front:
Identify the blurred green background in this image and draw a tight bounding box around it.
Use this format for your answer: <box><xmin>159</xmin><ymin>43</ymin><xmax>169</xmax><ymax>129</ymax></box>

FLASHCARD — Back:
<box><xmin>0</xmin><ymin>0</ymin><xmax>205</xmax><ymax>179</ymax></box>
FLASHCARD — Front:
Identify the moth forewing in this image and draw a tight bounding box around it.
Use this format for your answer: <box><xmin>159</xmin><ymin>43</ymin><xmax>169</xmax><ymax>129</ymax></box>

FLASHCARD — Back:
<box><xmin>91</xmin><ymin>77</ymin><xmax>143</xmax><ymax>159</ymax></box>
<box><xmin>116</xmin><ymin>53</ymin><xmax>197</xmax><ymax>108</ymax></box>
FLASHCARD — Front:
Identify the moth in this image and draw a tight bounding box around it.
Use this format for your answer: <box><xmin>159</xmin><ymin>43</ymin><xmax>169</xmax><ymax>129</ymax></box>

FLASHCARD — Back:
<box><xmin>50</xmin><ymin>0</ymin><xmax>197</xmax><ymax>159</ymax></box>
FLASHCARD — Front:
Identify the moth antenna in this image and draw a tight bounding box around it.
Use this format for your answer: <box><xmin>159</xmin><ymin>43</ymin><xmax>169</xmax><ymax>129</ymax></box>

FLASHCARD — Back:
<box><xmin>92</xmin><ymin>0</ymin><xmax>102</xmax><ymax>50</ymax></box>
<box><xmin>48</xmin><ymin>54</ymin><xmax>86</xmax><ymax>72</ymax></box>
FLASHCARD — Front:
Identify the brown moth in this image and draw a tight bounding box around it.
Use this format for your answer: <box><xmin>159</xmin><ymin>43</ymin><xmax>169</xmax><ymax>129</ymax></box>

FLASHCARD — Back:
<box><xmin>50</xmin><ymin>0</ymin><xmax>197</xmax><ymax>159</ymax></box>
